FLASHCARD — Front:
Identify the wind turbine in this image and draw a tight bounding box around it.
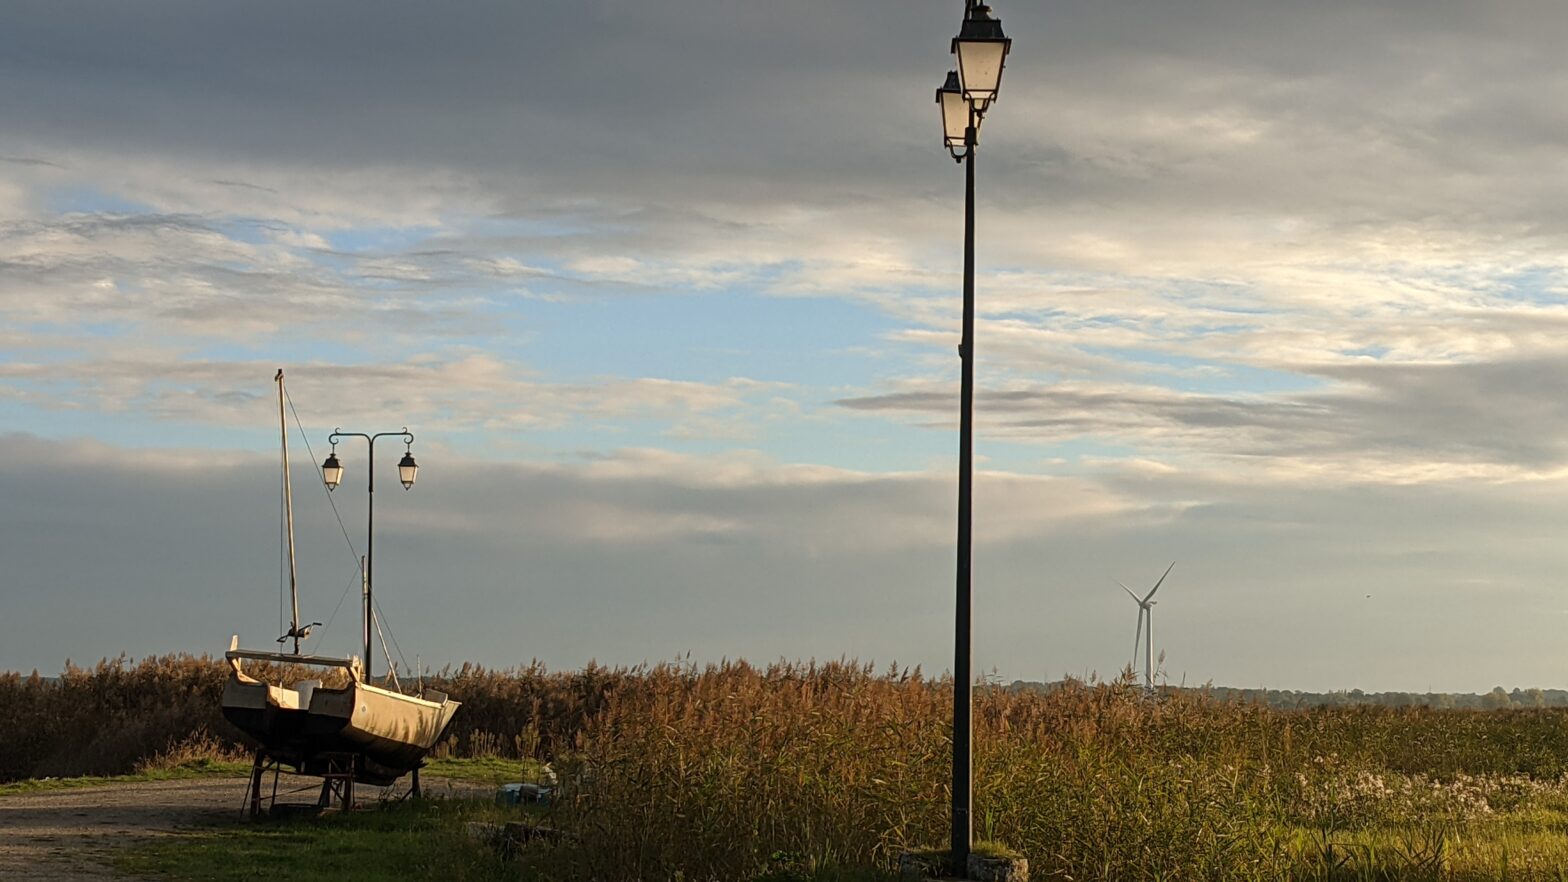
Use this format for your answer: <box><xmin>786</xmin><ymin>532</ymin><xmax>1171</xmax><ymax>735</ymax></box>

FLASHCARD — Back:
<box><xmin>1118</xmin><ymin>562</ymin><xmax>1175</xmax><ymax>693</ymax></box>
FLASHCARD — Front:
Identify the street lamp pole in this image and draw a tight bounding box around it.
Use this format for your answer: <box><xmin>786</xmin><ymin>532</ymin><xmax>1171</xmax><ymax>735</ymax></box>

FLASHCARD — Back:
<box><xmin>322</xmin><ymin>428</ymin><xmax>418</xmax><ymax>681</ymax></box>
<box><xmin>935</xmin><ymin>2</ymin><xmax>1011</xmax><ymax>874</ymax></box>
<box><xmin>953</xmin><ymin>98</ymin><xmax>978</xmax><ymax>873</ymax></box>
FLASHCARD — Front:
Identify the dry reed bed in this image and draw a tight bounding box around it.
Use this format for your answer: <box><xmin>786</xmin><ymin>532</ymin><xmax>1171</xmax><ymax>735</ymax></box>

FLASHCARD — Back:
<box><xmin>7</xmin><ymin>657</ymin><xmax>1568</xmax><ymax>880</ymax></box>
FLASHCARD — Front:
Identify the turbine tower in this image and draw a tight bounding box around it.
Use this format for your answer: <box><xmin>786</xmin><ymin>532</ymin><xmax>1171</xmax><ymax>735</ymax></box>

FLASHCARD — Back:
<box><xmin>1118</xmin><ymin>562</ymin><xmax>1175</xmax><ymax>692</ymax></box>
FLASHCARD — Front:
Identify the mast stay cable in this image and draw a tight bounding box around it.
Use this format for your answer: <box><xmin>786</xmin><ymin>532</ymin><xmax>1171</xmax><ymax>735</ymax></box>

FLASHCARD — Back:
<box><xmin>284</xmin><ymin>386</ymin><xmax>412</xmax><ymax>679</ymax></box>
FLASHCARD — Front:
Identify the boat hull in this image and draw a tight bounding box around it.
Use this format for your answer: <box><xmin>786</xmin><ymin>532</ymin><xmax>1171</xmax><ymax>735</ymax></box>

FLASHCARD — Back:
<box><xmin>221</xmin><ymin>676</ymin><xmax>330</xmax><ymax>769</ymax></box>
<box><xmin>221</xmin><ymin>649</ymin><xmax>460</xmax><ymax>787</ymax></box>
<box><xmin>302</xmin><ymin>683</ymin><xmax>460</xmax><ymax>784</ymax></box>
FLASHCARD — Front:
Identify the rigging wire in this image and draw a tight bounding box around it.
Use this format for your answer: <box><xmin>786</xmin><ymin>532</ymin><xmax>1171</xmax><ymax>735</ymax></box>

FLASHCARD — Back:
<box><xmin>285</xmin><ymin>389</ymin><xmax>361</xmax><ymax>570</ymax></box>
<box><xmin>283</xmin><ymin>385</ymin><xmax>413</xmax><ymax>675</ymax></box>
<box><xmin>315</xmin><ymin>565</ymin><xmax>361</xmax><ymax>651</ymax></box>
<box><xmin>372</xmin><ymin>609</ymin><xmax>402</xmax><ymax>693</ymax></box>
<box><xmin>373</xmin><ymin>598</ymin><xmax>413</xmax><ymax>685</ymax></box>
<box><xmin>279</xmin><ymin>386</ymin><xmax>360</xmax><ymax>652</ymax></box>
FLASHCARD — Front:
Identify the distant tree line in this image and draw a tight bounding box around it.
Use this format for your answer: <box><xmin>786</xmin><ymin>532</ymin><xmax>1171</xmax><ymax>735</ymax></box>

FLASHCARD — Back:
<box><xmin>1007</xmin><ymin>680</ymin><xmax>1565</xmax><ymax>710</ymax></box>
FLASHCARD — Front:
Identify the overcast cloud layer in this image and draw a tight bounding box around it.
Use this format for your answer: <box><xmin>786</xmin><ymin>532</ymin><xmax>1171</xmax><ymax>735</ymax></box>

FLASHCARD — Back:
<box><xmin>4</xmin><ymin>1</ymin><xmax>1568</xmax><ymax>690</ymax></box>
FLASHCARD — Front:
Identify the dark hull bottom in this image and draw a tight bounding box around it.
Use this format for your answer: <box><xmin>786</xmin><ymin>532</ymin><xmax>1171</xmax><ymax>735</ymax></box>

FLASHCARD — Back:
<box><xmin>299</xmin><ymin>717</ymin><xmax>443</xmax><ymax>781</ymax></box>
<box><xmin>222</xmin><ymin>706</ymin><xmax>417</xmax><ymax>787</ymax></box>
<box><xmin>221</xmin><ymin>705</ymin><xmax>320</xmax><ymax>766</ymax></box>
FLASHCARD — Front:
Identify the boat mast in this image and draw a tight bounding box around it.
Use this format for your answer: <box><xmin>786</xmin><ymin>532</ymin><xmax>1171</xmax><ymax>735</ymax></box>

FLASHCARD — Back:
<box><xmin>361</xmin><ymin>554</ymin><xmax>370</xmax><ymax>681</ymax></box>
<box><xmin>276</xmin><ymin>369</ymin><xmax>303</xmax><ymax>654</ymax></box>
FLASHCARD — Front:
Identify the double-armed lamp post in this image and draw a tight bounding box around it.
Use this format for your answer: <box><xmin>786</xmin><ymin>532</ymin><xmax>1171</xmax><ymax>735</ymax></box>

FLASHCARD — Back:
<box><xmin>935</xmin><ymin>0</ymin><xmax>1011</xmax><ymax>873</ymax></box>
<box><xmin>321</xmin><ymin>429</ymin><xmax>419</xmax><ymax>682</ymax></box>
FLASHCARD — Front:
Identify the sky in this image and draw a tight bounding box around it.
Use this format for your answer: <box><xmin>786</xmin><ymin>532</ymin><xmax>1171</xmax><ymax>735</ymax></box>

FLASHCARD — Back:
<box><xmin>4</xmin><ymin>1</ymin><xmax>1568</xmax><ymax>692</ymax></box>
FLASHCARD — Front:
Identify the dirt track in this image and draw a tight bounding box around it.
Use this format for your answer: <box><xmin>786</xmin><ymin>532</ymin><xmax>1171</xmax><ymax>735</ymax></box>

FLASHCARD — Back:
<box><xmin>0</xmin><ymin>775</ymin><xmax>487</xmax><ymax>880</ymax></box>
<box><xmin>0</xmin><ymin>777</ymin><xmax>249</xmax><ymax>880</ymax></box>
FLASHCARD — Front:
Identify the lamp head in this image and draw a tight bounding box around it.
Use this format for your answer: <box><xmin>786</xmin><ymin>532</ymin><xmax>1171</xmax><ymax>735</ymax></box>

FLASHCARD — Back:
<box><xmin>322</xmin><ymin>451</ymin><xmax>343</xmax><ymax>490</ymax></box>
<box><xmin>936</xmin><ymin>70</ymin><xmax>968</xmax><ymax>155</ymax></box>
<box><xmin>951</xmin><ymin>2</ymin><xmax>1011</xmax><ymax>113</ymax></box>
<box><xmin>398</xmin><ymin>450</ymin><xmax>418</xmax><ymax>490</ymax></box>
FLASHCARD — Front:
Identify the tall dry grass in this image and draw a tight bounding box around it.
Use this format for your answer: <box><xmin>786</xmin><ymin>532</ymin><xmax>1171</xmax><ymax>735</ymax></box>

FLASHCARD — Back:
<box><xmin>9</xmin><ymin>656</ymin><xmax>1568</xmax><ymax>879</ymax></box>
<box><xmin>535</xmin><ymin>663</ymin><xmax>1294</xmax><ymax>879</ymax></box>
<box><xmin>535</xmin><ymin>664</ymin><xmax>1568</xmax><ymax>880</ymax></box>
<box><xmin>0</xmin><ymin>656</ymin><xmax>232</xmax><ymax>780</ymax></box>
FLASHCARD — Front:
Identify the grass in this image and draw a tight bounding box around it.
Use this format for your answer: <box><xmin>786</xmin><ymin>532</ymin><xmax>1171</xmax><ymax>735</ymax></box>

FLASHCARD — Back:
<box><xmin>118</xmin><ymin>798</ymin><xmax>896</xmax><ymax>882</ymax></box>
<box><xmin>0</xmin><ymin>757</ymin><xmax>548</xmax><ymax>798</ymax></box>
<box><xmin>972</xmin><ymin>839</ymin><xmax>1024</xmax><ymax>860</ymax></box>
<box><xmin>422</xmin><ymin>756</ymin><xmax>548</xmax><ymax>786</ymax></box>
<box><xmin>24</xmin><ymin>658</ymin><xmax>1568</xmax><ymax>880</ymax></box>
<box><xmin>110</xmin><ymin>795</ymin><xmax>1568</xmax><ymax>882</ymax></box>
<box><xmin>1279</xmin><ymin>816</ymin><xmax>1568</xmax><ymax>881</ymax></box>
<box><xmin>116</xmin><ymin>799</ymin><xmax>523</xmax><ymax>882</ymax></box>
<box><xmin>0</xmin><ymin>757</ymin><xmax>251</xmax><ymax>796</ymax></box>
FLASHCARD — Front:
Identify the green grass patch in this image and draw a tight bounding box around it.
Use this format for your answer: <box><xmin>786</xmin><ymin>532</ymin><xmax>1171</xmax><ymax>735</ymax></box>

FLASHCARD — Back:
<box><xmin>1279</xmin><ymin>811</ymin><xmax>1568</xmax><ymax>880</ymax></box>
<box><xmin>421</xmin><ymin>755</ymin><xmax>547</xmax><ymax>786</ymax></box>
<box><xmin>0</xmin><ymin>758</ymin><xmax>252</xmax><ymax>796</ymax></box>
<box><xmin>972</xmin><ymin>839</ymin><xmax>1023</xmax><ymax>860</ymax></box>
<box><xmin>117</xmin><ymin>799</ymin><xmax>523</xmax><ymax>882</ymax></box>
<box><xmin>1</xmin><ymin>756</ymin><xmax>543</xmax><ymax>798</ymax></box>
<box><xmin>897</xmin><ymin>841</ymin><xmax>1022</xmax><ymax>873</ymax></box>
<box><xmin>117</xmin><ymin>798</ymin><xmax>895</xmax><ymax>882</ymax></box>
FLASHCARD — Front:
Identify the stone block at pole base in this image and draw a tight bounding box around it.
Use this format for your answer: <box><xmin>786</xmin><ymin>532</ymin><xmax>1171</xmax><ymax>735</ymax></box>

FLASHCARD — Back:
<box><xmin>967</xmin><ymin>854</ymin><xmax>1028</xmax><ymax>882</ymax></box>
<box><xmin>896</xmin><ymin>850</ymin><xmax>1028</xmax><ymax>882</ymax></box>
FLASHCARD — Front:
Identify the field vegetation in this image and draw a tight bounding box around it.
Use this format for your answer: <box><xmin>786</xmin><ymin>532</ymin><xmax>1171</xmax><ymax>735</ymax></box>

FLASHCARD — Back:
<box><xmin>9</xmin><ymin>655</ymin><xmax>1568</xmax><ymax>880</ymax></box>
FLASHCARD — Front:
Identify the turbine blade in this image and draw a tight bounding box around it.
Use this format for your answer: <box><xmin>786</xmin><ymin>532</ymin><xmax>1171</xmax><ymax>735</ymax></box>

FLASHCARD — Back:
<box><xmin>1144</xmin><ymin>561</ymin><xmax>1176</xmax><ymax>602</ymax></box>
<box><xmin>1117</xmin><ymin>581</ymin><xmax>1140</xmax><ymax>603</ymax></box>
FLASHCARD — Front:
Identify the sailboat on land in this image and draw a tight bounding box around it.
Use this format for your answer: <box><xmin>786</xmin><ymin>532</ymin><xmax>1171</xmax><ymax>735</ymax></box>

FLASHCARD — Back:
<box><xmin>221</xmin><ymin>369</ymin><xmax>459</xmax><ymax>789</ymax></box>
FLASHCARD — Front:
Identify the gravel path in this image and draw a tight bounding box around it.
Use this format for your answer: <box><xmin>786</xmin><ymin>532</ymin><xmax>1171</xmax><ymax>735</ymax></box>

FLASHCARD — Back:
<box><xmin>0</xmin><ymin>775</ymin><xmax>490</xmax><ymax>880</ymax></box>
<box><xmin>0</xmin><ymin>778</ymin><xmax>249</xmax><ymax>880</ymax></box>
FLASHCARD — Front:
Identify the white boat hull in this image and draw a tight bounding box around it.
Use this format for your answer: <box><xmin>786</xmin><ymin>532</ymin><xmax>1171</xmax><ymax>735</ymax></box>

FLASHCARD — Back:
<box><xmin>222</xmin><ymin>642</ymin><xmax>460</xmax><ymax>786</ymax></box>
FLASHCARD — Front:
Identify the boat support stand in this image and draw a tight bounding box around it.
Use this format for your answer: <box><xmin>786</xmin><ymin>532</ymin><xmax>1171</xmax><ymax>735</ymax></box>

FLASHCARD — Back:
<box><xmin>243</xmin><ymin>749</ymin><xmax>362</xmax><ymax>818</ymax></box>
<box><xmin>314</xmin><ymin>754</ymin><xmax>358</xmax><ymax>812</ymax></box>
<box><xmin>245</xmin><ymin>750</ymin><xmax>284</xmax><ymax>819</ymax></box>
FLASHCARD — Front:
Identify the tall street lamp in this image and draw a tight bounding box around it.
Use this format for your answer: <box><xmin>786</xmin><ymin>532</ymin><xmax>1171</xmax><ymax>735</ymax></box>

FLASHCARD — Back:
<box><xmin>322</xmin><ymin>428</ymin><xmax>419</xmax><ymax>681</ymax></box>
<box><xmin>935</xmin><ymin>0</ymin><xmax>1011</xmax><ymax>874</ymax></box>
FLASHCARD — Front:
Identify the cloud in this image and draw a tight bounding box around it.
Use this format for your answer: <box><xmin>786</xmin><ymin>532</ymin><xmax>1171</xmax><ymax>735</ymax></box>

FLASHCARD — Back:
<box><xmin>838</xmin><ymin>348</ymin><xmax>1568</xmax><ymax>479</ymax></box>
<box><xmin>9</xmin><ymin>0</ymin><xmax>1568</xmax><ymax>693</ymax></box>
<box><xmin>0</xmin><ymin>434</ymin><xmax>1148</xmax><ymax>673</ymax></box>
<box><xmin>6</xmin><ymin>1</ymin><xmax>1568</xmax><ymax>355</ymax></box>
<box><xmin>0</xmin><ymin>353</ymin><xmax>799</xmax><ymax>445</ymax></box>
<box><xmin>2</xmin><ymin>0</ymin><xmax>1564</xmax><ymax>272</ymax></box>
<box><xmin>5</xmin><ymin>433</ymin><xmax>1568</xmax><ymax>693</ymax></box>
<box><xmin>5</xmin><ymin>2</ymin><xmax>1568</xmax><ymax>470</ymax></box>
